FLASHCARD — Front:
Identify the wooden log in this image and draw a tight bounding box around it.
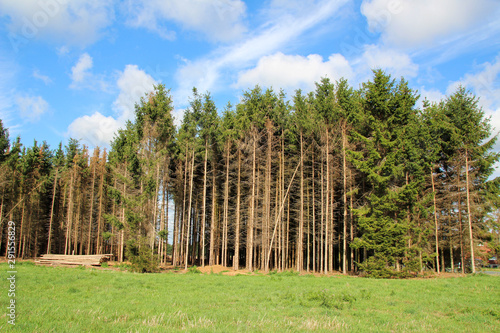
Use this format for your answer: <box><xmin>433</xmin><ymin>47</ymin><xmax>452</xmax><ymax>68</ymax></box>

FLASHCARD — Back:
<box><xmin>36</xmin><ymin>254</ymin><xmax>114</xmax><ymax>266</ymax></box>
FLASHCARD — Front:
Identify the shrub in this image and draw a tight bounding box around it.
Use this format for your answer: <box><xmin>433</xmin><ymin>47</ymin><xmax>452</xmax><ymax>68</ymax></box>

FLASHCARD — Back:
<box><xmin>187</xmin><ymin>265</ymin><xmax>201</xmax><ymax>274</ymax></box>
<box><xmin>125</xmin><ymin>237</ymin><xmax>159</xmax><ymax>273</ymax></box>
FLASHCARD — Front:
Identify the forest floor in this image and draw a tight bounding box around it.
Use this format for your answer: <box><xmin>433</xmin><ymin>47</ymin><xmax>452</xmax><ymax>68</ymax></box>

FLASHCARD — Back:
<box><xmin>1</xmin><ymin>261</ymin><xmax>499</xmax><ymax>332</ymax></box>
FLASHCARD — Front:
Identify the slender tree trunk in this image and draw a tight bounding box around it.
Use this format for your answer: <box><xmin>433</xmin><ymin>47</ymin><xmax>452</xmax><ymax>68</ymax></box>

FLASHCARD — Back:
<box><xmin>223</xmin><ymin>141</ymin><xmax>230</xmax><ymax>267</ymax></box>
<box><xmin>178</xmin><ymin>150</ymin><xmax>189</xmax><ymax>266</ymax></box>
<box><xmin>297</xmin><ymin>132</ymin><xmax>304</xmax><ymax>272</ymax></box>
<box><xmin>185</xmin><ymin>151</ymin><xmax>195</xmax><ymax>270</ymax></box>
<box><xmin>320</xmin><ymin>159</ymin><xmax>324</xmax><ymax>273</ymax></box>
<box><xmin>233</xmin><ymin>148</ymin><xmax>241</xmax><ymax>270</ymax></box>
<box><xmin>342</xmin><ymin>124</ymin><xmax>347</xmax><ymax>274</ymax></box>
<box><xmin>264</xmin><ymin>122</ymin><xmax>272</xmax><ymax>271</ymax></box>
<box><xmin>464</xmin><ymin>149</ymin><xmax>475</xmax><ymax>273</ymax></box>
<box><xmin>47</xmin><ymin>168</ymin><xmax>59</xmax><ymax>254</ymax></box>
<box><xmin>457</xmin><ymin>173</ymin><xmax>464</xmax><ymax>274</ymax></box>
<box><xmin>349</xmin><ymin>170</ymin><xmax>355</xmax><ymax>272</ymax></box>
<box><xmin>209</xmin><ymin>157</ymin><xmax>217</xmax><ymax>266</ymax></box>
<box><xmin>431</xmin><ymin>167</ymin><xmax>440</xmax><ymax>273</ymax></box>
<box><xmin>312</xmin><ymin>153</ymin><xmax>316</xmax><ymax>273</ymax></box>
<box><xmin>201</xmin><ymin>141</ymin><xmax>208</xmax><ymax>267</ymax></box>
<box><xmin>247</xmin><ymin>131</ymin><xmax>256</xmax><ymax>271</ymax></box>
<box><xmin>65</xmin><ymin>169</ymin><xmax>75</xmax><ymax>255</ymax></box>
<box><xmin>325</xmin><ymin>128</ymin><xmax>329</xmax><ymax>274</ymax></box>
<box><xmin>96</xmin><ymin>161</ymin><xmax>105</xmax><ymax>254</ymax></box>
<box><xmin>450</xmin><ymin>246</ymin><xmax>455</xmax><ymax>273</ymax></box>
<box><xmin>86</xmin><ymin>163</ymin><xmax>97</xmax><ymax>255</ymax></box>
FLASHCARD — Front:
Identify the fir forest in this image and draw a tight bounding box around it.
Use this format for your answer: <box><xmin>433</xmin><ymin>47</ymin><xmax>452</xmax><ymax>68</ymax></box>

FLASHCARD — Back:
<box><xmin>1</xmin><ymin>70</ymin><xmax>500</xmax><ymax>278</ymax></box>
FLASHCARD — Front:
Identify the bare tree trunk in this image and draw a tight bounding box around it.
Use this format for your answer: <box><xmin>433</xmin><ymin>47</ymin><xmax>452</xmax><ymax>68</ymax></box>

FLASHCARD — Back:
<box><xmin>465</xmin><ymin>150</ymin><xmax>475</xmax><ymax>273</ymax></box>
<box><xmin>312</xmin><ymin>153</ymin><xmax>316</xmax><ymax>272</ymax></box>
<box><xmin>65</xmin><ymin>169</ymin><xmax>75</xmax><ymax>255</ymax></box>
<box><xmin>233</xmin><ymin>148</ymin><xmax>241</xmax><ymax>270</ymax></box>
<box><xmin>201</xmin><ymin>141</ymin><xmax>208</xmax><ymax>267</ymax></box>
<box><xmin>297</xmin><ymin>132</ymin><xmax>304</xmax><ymax>272</ymax></box>
<box><xmin>263</xmin><ymin>122</ymin><xmax>272</xmax><ymax>271</ymax></box>
<box><xmin>185</xmin><ymin>151</ymin><xmax>195</xmax><ymax>270</ymax></box>
<box><xmin>457</xmin><ymin>173</ymin><xmax>464</xmax><ymax>274</ymax></box>
<box><xmin>209</xmin><ymin>157</ymin><xmax>217</xmax><ymax>266</ymax></box>
<box><xmin>325</xmin><ymin>128</ymin><xmax>329</xmax><ymax>274</ymax></box>
<box><xmin>247</xmin><ymin>131</ymin><xmax>256</xmax><ymax>271</ymax></box>
<box><xmin>96</xmin><ymin>158</ymin><xmax>105</xmax><ymax>254</ymax></box>
<box><xmin>223</xmin><ymin>142</ymin><xmax>230</xmax><ymax>267</ymax></box>
<box><xmin>431</xmin><ymin>167</ymin><xmax>440</xmax><ymax>273</ymax></box>
<box><xmin>177</xmin><ymin>156</ymin><xmax>188</xmax><ymax>266</ymax></box>
<box><xmin>86</xmin><ymin>161</ymin><xmax>97</xmax><ymax>255</ymax></box>
<box><xmin>47</xmin><ymin>168</ymin><xmax>58</xmax><ymax>254</ymax></box>
<box><xmin>349</xmin><ymin>169</ymin><xmax>355</xmax><ymax>272</ymax></box>
<box><xmin>320</xmin><ymin>158</ymin><xmax>324</xmax><ymax>273</ymax></box>
<box><xmin>342</xmin><ymin>124</ymin><xmax>347</xmax><ymax>274</ymax></box>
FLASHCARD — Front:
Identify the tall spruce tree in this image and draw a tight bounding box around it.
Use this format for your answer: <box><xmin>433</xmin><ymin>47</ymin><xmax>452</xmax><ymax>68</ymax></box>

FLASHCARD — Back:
<box><xmin>350</xmin><ymin>70</ymin><xmax>420</xmax><ymax>277</ymax></box>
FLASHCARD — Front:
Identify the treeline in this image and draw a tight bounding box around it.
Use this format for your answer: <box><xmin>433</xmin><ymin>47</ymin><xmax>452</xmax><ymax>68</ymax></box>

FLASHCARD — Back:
<box><xmin>1</xmin><ymin>70</ymin><xmax>499</xmax><ymax>276</ymax></box>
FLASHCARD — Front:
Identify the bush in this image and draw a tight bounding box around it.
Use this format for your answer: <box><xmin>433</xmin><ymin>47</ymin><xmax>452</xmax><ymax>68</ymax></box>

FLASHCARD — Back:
<box><xmin>358</xmin><ymin>255</ymin><xmax>414</xmax><ymax>279</ymax></box>
<box><xmin>358</xmin><ymin>256</ymin><xmax>395</xmax><ymax>278</ymax></box>
<box><xmin>125</xmin><ymin>237</ymin><xmax>159</xmax><ymax>273</ymax></box>
<box><xmin>187</xmin><ymin>265</ymin><xmax>201</xmax><ymax>274</ymax></box>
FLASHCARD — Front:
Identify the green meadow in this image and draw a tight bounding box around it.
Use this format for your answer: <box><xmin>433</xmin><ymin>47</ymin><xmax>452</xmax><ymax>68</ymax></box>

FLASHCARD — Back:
<box><xmin>1</xmin><ymin>262</ymin><xmax>499</xmax><ymax>332</ymax></box>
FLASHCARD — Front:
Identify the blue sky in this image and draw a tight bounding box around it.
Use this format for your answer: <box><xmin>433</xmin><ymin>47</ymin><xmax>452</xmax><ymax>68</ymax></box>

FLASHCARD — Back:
<box><xmin>0</xmin><ymin>0</ymin><xmax>499</xmax><ymax>156</ymax></box>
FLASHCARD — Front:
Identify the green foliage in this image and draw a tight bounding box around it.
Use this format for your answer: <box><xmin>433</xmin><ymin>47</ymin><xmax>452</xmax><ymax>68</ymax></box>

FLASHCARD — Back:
<box><xmin>157</xmin><ymin>229</ymin><xmax>168</xmax><ymax>240</ymax></box>
<box><xmin>0</xmin><ymin>119</ymin><xmax>9</xmax><ymax>163</ymax></box>
<box><xmin>101</xmin><ymin>231</ymin><xmax>113</xmax><ymax>241</ymax></box>
<box><xmin>187</xmin><ymin>265</ymin><xmax>202</xmax><ymax>274</ymax></box>
<box><xmin>125</xmin><ymin>237</ymin><xmax>160</xmax><ymax>273</ymax></box>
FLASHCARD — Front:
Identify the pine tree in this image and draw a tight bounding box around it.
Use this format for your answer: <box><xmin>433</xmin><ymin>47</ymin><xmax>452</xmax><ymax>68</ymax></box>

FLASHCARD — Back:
<box><xmin>350</xmin><ymin>70</ymin><xmax>419</xmax><ymax>277</ymax></box>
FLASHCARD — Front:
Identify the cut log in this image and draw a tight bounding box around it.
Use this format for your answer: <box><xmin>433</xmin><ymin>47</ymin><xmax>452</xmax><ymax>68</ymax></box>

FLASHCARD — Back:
<box><xmin>35</xmin><ymin>254</ymin><xmax>113</xmax><ymax>266</ymax></box>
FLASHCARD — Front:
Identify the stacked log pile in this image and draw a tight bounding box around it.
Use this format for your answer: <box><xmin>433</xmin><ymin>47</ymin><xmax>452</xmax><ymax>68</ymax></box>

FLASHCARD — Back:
<box><xmin>36</xmin><ymin>254</ymin><xmax>113</xmax><ymax>266</ymax></box>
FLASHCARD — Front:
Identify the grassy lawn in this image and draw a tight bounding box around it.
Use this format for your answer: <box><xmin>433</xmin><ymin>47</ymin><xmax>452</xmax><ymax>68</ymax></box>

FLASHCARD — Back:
<box><xmin>1</xmin><ymin>262</ymin><xmax>499</xmax><ymax>332</ymax></box>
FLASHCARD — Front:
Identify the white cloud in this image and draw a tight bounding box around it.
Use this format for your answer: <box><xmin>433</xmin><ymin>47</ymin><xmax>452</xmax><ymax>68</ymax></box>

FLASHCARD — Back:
<box><xmin>57</xmin><ymin>45</ymin><xmax>69</xmax><ymax>56</ymax></box>
<box><xmin>16</xmin><ymin>95</ymin><xmax>48</xmax><ymax>123</ymax></box>
<box><xmin>233</xmin><ymin>43</ymin><xmax>418</xmax><ymax>95</ymax></box>
<box><xmin>361</xmin><ymin>0</ymin><xmax>499</xmax><ymax>48</ymax></box>
<box><xmin>68</xmin><ymin>64</ymin><xmax>157</xmax><ymax>147</ymax></box>
<box><xmin>447</xmin><ymin>54</ymin><xmax>500</xmax><ymax>150</ymax></box>
<box><xmin>67</xmin><ymin>112</ymin><xmax>121</xmax><ymax>147</ymax></box>
<box><xmin>174</xmin><ymin>0</ymin><xmax>349</xmax><ymax>105</ymax></box>
<box><xmin>113</xmin><ymin>65</ymin><xmax>157</xmax><ymax>121</ymax></box>
<box><xmin>416</xmin><ymin>87</ymin><xmax>445</xmax><ymax>110</ymax></box>
<box><xmin>352</xmin><ymin>44</ymin><xmax>418</xmax><ymax>82</ymax></box>
<box><xmin>33</xmin><ymin>69</ymin><xmax>52</xmax><ymax>85</ymax></box>
<box><xmin>124</xmin><ymin>0</ymin><xmax>247</xmax><ymax>42</ymax></box>
<box><xmin>235</xmin><ymin>52</ymin><xmax>353</xmax><ymax>91</ymax></box>
<box><xmin>446</xmin><ymin>55</ymin><xmax>500</xmax><ymax>110</ymax></box>
<box><xmin>70</xmin><ymin>53</ymin><xmax>93</xmax><ymax>85</ymax></box>
<box><xmin>69</xmin><ymin>53</ymin><xmax>110</xmax><ymax>91</ymax></box>
<box><xmin>0</xmin><ymin>0</ymin><xmax>115</xmax><ymax>49</ymax></box>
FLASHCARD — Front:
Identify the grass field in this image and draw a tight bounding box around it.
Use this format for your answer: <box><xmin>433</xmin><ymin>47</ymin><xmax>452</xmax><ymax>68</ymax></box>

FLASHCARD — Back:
<box><xmin>1</xmin><ymin>262</ymin><xmax>499</xmax><ymax>332</ymax></box>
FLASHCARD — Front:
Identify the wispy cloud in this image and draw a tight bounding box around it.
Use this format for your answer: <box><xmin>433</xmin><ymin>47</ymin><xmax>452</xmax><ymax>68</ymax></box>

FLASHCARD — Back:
<box><xmin>69</xmin><ymin>53</ymin><xmax>111</xmax><ymax>92</ymax></box>
<box><xmin>174</xmin><ymin>0</ymin><xmax>349</xmax><ymax>105</ymax></box>
<box><xmin>123</xmin><ymin>0</ymin><xmax>247</xmax><ymax>42</ymax></box>
<box><xmin>67</xmin><ymin>64</ymin><xmax>157</xmax><ymax>147</ymax></box>
<box><xmin>0</xmin><ymin>0</ymin><xmax>115</xmax><ymax>50</ymax></box>
<box><xmin>33</xmin><ymin>69</ymin><xmax>52</xmax><ymax>85</ymax></box>
<box><xmin>16</xmin><ymin>94</ymin><xmax>49</xmax><ymax>123</ymax></box>
<box><xmin>70</xmin><ymin>53</ymin><xmax>93</xmax><ymax>86</ymax></box>
<box><xmin>361</xmin><ymin>0</ymin><xmax>499</xmax><ymax>48</ymax></box>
